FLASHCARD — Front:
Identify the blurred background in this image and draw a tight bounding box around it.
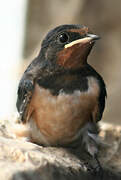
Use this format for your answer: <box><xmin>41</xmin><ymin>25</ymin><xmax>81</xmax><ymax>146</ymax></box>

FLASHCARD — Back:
<box><xmin>0</xmin><ymin>0</ymin><xmax>121</xmax><ymax>125</ymax></box>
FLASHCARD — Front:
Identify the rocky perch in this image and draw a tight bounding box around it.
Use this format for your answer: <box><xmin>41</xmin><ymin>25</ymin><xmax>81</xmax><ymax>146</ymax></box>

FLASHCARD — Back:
<box><xmin>0</xmin><ymin>120</ymin><xmax>121</xmax><ymax>180</ymax></box>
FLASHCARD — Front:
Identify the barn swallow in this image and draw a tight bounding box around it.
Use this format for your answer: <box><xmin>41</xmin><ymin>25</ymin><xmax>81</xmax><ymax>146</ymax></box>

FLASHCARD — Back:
<box><xmin>16</xmin><ymin>24</ymin><xmax>107</xmax><ymax>171</ymax></box>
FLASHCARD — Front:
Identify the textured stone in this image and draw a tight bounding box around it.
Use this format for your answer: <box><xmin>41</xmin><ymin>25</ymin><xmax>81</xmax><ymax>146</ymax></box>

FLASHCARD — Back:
<box><xmin>0</xmin><ymin>121</ymin><xmax>121</xmax><ymax>179</ymax></box>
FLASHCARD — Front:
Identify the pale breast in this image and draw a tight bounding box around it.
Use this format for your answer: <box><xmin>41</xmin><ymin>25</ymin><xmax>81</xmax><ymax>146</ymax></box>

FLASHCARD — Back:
<box><xmin>27</xmin><ymin>76</ymin><xmax>100</xmax><ymax>146</ymax></box>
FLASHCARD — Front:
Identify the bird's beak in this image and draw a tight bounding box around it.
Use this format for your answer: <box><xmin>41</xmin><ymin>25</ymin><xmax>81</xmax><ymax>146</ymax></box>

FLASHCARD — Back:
<box><xmin>65</xmin><ymin>34</ymin><xmax>100</xmax><ymax>49</ymax></box>
<box><xmin>87</xmin><ymin>34</ymin><xmax>100</xmax><ymax>40</ymax></box>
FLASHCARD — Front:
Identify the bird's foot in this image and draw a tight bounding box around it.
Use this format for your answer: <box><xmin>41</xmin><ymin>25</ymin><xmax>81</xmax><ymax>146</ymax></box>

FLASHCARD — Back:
<box><xmin>84</xmin><ymin>156</ymin><xmax>103</xmax><ymax>177</ymax></box>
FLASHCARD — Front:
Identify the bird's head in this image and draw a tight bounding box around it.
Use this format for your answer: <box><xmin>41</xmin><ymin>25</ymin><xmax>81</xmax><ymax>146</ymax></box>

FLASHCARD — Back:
<box><xmin>39</xmin><ymin>24</ymin><xmax>100</xmax><ymax>71</ymax></box>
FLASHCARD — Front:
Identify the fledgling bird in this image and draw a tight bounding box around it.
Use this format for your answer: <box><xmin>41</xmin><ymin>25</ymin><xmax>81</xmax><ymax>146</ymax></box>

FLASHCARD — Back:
<box><xmin>16</xmin><ymin>24</ymin><xmax>107</xmax><ymax>170</ymax></box>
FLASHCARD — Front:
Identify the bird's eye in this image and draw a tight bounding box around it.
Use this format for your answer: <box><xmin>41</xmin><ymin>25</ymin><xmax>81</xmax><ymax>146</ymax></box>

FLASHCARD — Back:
<box><xmin>58</xmin><ymin>33</ymin><xmax>69</xmax><ymax>43</ymax></box>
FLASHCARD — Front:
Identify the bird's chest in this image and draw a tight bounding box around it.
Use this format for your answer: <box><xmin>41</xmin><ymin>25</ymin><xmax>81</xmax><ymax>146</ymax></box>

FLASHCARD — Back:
<box><xmin>27</xmin><ymin>77</ymin><xmax>100</xmax><ymax>145</ymax></box>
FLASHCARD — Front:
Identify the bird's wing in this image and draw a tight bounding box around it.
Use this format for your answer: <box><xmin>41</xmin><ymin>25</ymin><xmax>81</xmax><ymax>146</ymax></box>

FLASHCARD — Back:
<box><xmin>92</xmin><ymin>78</ymin><xmax>107</xmax><ymax>122</ymax></box>
<box><xmin>16</xmin><ymin>80</ymin><xmax>34</xmax><ymax>122</ymax></box>
<box><xmin>97</xmin><ymin>80</ymin><xmax>107</xmax><ymax>121</ymax></box>
<box><xmin>86</xmin><ymin>65</ymin><xmax>107</xmax><ymax>122</ymax></box>
<box><xmin>16</xmin><ymin>58</ymin><xmax>42</xmax><ymax>122</ymax></box>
